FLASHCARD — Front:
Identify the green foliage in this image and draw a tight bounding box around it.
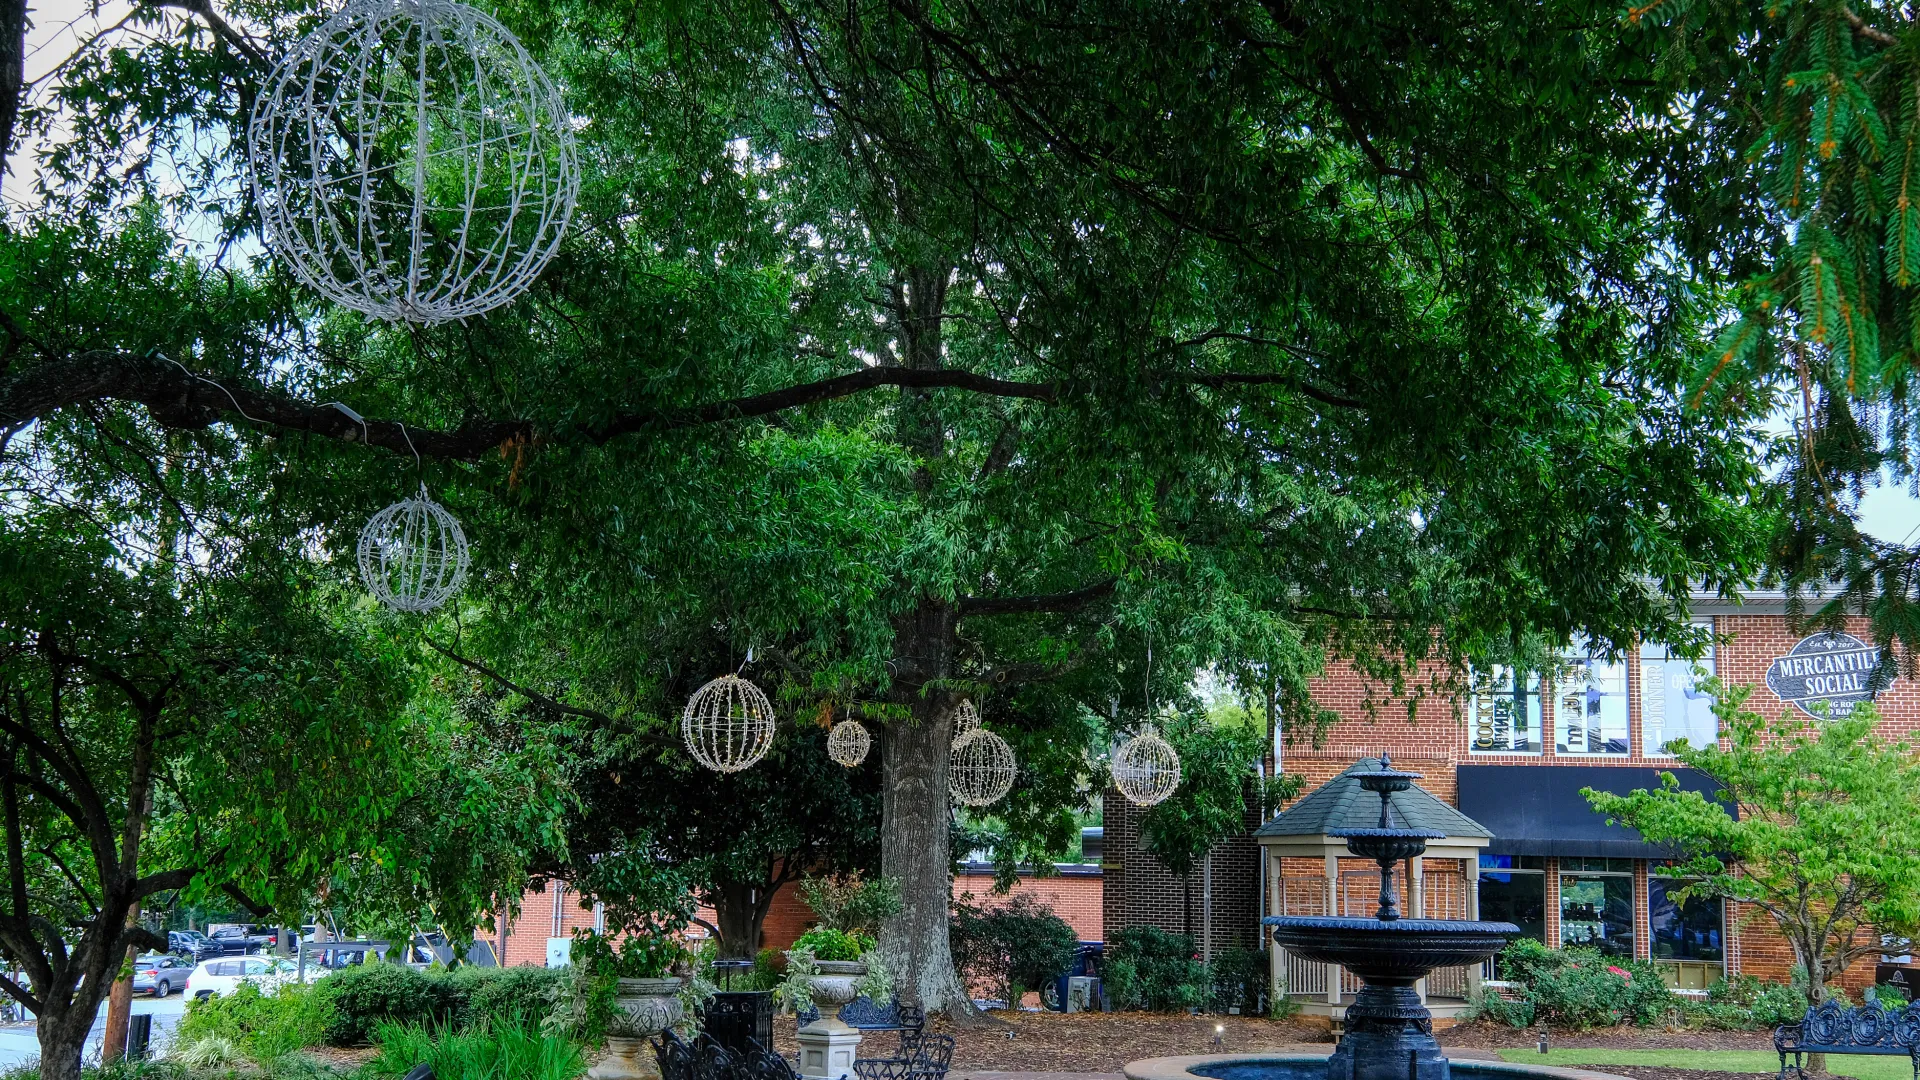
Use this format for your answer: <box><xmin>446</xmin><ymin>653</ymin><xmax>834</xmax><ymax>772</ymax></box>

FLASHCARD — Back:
<box><xmin>1472</xmin><ymin>940</ymin><xmax>1673</xmax><ymax>1029</ymax></box>
<box><xmin>1139</xmin><ymin>712</ymin><xmax>1299</xmax><ymax>880</ymax></box>
<box><xmin>748</xmin><ymin>949</ymin><xmax>786</xmax><ymax>991</ymax></box>
<box><xmin>450</xmin><ymin>966</ymin><xmax>568</xmax><ymax>1031</ymax></box>
<box><xmin>1207</xmin><ymin>948</ymin><xmax>1270</xmax><ymax>1014</ymax></box>
<box><xmin>796</xmin><ymin>875</ymin><xmax>902</xmax><ymax>937</ymax></box>
<box><xmin>1585</xmin><ymin>687</ymin><xmax>1920</xmax><ymax>1003</ymax></box>
<box><xmin>949</xmin><ymin>893</ymin><xmax>1080</xmax><ymax>1006</ymax></box>
<box><xmin>1683</xmin><ymin>975</ymin><xmax>1808</xmax><ymax>1031</ymax></box>
<box><xmin>569</xmin><ymin>929</ymin><xmax>686</xmax><ymax>980</ymax></box>
<box><xmin>365</xmin><ymin>1021</ymin><xmax>585</xmax><ymax>1080</ymax></box>
<box><xmin>773</xmin><ymin>946</ymin><xmax>817</xmax><ymax>1017</ymax></box>
<box><xmin>174</xmin><ymin>983</ymin><xmax>334</xmax><ymax>1063</ymax></box>
<box><xmin>791</xmin><ymin>928</ymin><xmax>872</xmax><ymax>963</ymax></box>
<box><xmin>1103</xmin><ymin>927</ymin><xmax>1207</xmax><ymax>1012</ymax></box>
<box><xmin>320</xmin><ymin>964</ymin><xmax>466</xmax><ymax>1046</ymax></box>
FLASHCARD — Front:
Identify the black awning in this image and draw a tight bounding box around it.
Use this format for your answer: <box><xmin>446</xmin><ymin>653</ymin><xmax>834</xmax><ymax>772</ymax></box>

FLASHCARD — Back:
<box><xmin>1455</xmin><ymin>764</ymin><xmax>1727</xmax><ymax>859</ymax></box>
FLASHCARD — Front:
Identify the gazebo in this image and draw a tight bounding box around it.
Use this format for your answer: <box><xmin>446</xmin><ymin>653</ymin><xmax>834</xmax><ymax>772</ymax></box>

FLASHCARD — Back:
<box><xmin>1257</xmin><ymin>757</ymin><xmax>1494</xmax><ymax>1023</ymax></box>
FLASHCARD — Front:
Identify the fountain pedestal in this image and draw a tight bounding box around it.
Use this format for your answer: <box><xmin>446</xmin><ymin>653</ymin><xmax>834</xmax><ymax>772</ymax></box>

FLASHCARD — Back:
<box><xmin>1263</xmin><ymin>755</ymin><xmax>1519</xmax><ymax>1080</ymax></box>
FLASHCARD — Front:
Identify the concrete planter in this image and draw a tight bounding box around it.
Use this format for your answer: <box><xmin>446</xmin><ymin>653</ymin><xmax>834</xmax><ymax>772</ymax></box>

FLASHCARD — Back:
<box><xmin>804</xmin><ymin>960</ymin><xmax>866</xmax><ymax>1007</ymax></box>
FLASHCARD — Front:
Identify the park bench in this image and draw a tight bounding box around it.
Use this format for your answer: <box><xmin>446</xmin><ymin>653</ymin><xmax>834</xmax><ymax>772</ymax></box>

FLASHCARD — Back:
<box><xmin>1775</xmin><ymin>1000</ymin><xmax>1920</xmax><ymax>1080</ymax></box>
<box><xmin>654</xmin><ymin>1029</ymin><xmax>801</xmax><ymax>1080</ymax></box>
<box><xmin>794</xmin><ymin>995</ymin><xmax>926</xmax><ymax>1044</ymax></box>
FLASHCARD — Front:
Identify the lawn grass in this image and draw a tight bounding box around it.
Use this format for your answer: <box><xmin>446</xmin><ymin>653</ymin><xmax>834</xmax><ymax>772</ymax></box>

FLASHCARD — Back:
<box><xmin>1496</xmin><ymin>1048</ymin><xmax>1912</xmax><ymax>1080</ymax></box>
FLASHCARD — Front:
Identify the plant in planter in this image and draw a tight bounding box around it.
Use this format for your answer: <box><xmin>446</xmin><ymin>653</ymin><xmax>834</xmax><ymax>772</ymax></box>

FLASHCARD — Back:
<box><xmin>570</xmin><ymin>930</ymin><xmax>688</xmax><ymax>1080</ymax></box>
<box><xmin>790</xmin><ymin>928</ymin><xmax>874</xmax><ymax>1007</ymax></box>
<box><xmin>774</xmin><ymin>945</ymin><xmax>818</xmax><ymax>1017</ymax></box>
<box><xmin>796</xmin><ymin>874</ymin><xmax>901</xmax><ymax>938</ymax></box>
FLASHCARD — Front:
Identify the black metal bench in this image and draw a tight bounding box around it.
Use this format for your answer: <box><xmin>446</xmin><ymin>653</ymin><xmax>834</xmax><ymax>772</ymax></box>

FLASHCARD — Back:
<box><xmin>1775</xmin><ymin>1001</ymin><xmax>1920</xmax><ymax>1080</ymax></box>
<box><xmin>794</xmin><ymin>995</ymin><xmax>925</xmax><ymax>1041</ymax></box>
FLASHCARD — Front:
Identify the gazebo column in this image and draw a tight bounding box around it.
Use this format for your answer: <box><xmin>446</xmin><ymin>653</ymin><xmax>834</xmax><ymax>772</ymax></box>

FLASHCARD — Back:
<box><xmin>1411</xmin><ymin>857</ymin><xmax>1426</xmax><ymax>1003</ymax></box>
<box><xmin>1465</xmin><ymin>855</ymin><xmax>1484</xmax><ymax>995</ymax></box>
<box><xmin>1267</xmin><ymin>850</ymin><xmax>1283</xmax><ymax>1007</ymax></box>
<box><xmin>1324</xmin><ymin>848</ymin><xmax>1340</xmax><ymax>1005</ymax></box>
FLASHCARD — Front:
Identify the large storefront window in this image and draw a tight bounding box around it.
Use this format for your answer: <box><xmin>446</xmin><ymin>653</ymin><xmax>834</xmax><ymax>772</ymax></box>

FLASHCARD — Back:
<box><xmin>1479</xmin><ymin>855</ymin><xmax>1546</xmax><ymax>977</ymax></box>
<box><xmin>1556</xmin><ymin>647</ymin><xmax>1629</xmax><ymax>756</ymax></box>
<box><xmin>1649</xmin><ymin>876</ymin><xmax>1723</xmax><ymax>989</ymax></box>
<box><xmin>1470</xmin><ymin>666</ymin><xmax>1541</xmax><ymax>754</ymax></box>
<box><xmin>1560</xmin><ymin>858</ymin><xmax>1635</xmax><ymax>958</ymax></box>
<box><xmin>1642</xmin><ymin>626</ymin><xmax>1717</xmax><ymax>756</ymax></box>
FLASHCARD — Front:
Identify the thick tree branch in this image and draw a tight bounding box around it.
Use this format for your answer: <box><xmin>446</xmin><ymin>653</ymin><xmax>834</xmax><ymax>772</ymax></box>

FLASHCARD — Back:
<box><xmin>957</xmin><ymin>579</ymin><xmax>1115</xmax><ymax>617</ymax></box>
<box><xmin>148</xmin><ymin>0</ymin><xmax>271</xmax><ymax>68</ymax></box>
<box><xmin>0</xmin><ymin>0</ymin><xmax>23</xmax><ymax>180</ymax></box>
<box><xmin>0</xmin><ymin>351</ymin><xmax>1054</xmax><ymax>461</ymax></box>
<box><xmin>425</xmin><ymin>638</ymin><xmax>625</xmax><ymax>726</ymax></box>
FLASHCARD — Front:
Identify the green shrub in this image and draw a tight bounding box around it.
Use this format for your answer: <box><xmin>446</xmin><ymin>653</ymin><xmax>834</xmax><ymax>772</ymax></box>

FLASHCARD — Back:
<box><xmin>1207</xmin><ymin>948</ymin><xmax>1268</xmax><ymax>1014</ymax></box>
<box><xmin>1682</xmin><ymin>974</ymin><xmax>1806</xmax><ymax>1030</ymax></box>
<box><xmin>1475</xmin><ymin>940</ymin><xmax>1674</xmax><ymax>1029</ymax></box>
<box><xmin>453</xmin><ymin>966</ymin><xmax>568</xmax><ymax>1030</ymax></box>
<box><xmin>319</xmin><ymin>963</ymin><xmax>463</xmax><ymax>1045</ymax></box>
<box><xmin>569</xmin><ymin>930</ymin><xmax>684</xmax><ymax>979</ymax></box>
<box><xmin>366</xmin><ymin>1021</ymin><xmax>585</xmax><ymax>1080</ymax></box>
<box><xmin>791</xmin><ymin>928</ymin><xmax>873</xmax><ymax>963</ymax></box>
<box><xmin>747</xmin><ymin>948</ymin><xmax>785</xmax><ymax>991</ymax></box>
<box><xmin>948</xmin><ymin>894</ymin><xmax>1079</xmax><ymax>1005</ymax></box>
<box><xmin>1103</xmin><ymin>927</ymin><xmax>1206</xmax><ymax>1012</ymax></box>
<box><xmin>174</xmin><ymin>982</ymin><xmax>334</xmax><ymax>1061</ymax></box>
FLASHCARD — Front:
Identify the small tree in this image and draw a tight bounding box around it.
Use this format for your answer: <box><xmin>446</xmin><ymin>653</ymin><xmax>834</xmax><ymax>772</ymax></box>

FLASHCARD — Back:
<box><xmin>1583</xmin><ymin>682</ymin><xmax>1920</xmax><ymax>1008</ymax></box>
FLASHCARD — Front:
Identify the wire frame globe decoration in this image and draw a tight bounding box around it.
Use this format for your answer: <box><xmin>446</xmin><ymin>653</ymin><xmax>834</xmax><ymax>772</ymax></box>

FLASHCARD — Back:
<box><xmin>682</xmin><ymin>675</ymin><xmax>777</xmax><ymax>773</ymax></box>
<box><xmin>951</xmin><ymin>699</ymin><xmax>980</xmax><ymax>741</ymax></box>
<box><xmin>357</xmin><ymin>485</ymin><xmax>470</xmax><ymax>612</ymax></box>
<box><xmin>1112</xmin><ymin>728</ymin><xmax>1182</xmax><ymax>806</ymax></box>
<box><xmin>826</xmin><ymin>719</ymin><xmax>871</xmax><ymax>768</ymax></box>
<box><xmin>949</xmin><ymin>728</ymin><xmax>1016</xmax><ymax>807</ymax></box>
<box><xmin>248</xmin><ymin>0</ymin><xmax>579</xmax><ymax>324</ymax></box>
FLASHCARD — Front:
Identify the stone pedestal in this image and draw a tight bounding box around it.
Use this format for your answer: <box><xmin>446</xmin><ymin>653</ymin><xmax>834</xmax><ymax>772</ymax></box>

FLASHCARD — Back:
<box><xmin>795</xmin><ymin>1017</ymin><xmax>863</xmax><ymax>1080</ymax></box>
<box><xmin>588</xmin><ymin>1036</ymin><xmax>649</xmax><ymax>1080</ymax></box>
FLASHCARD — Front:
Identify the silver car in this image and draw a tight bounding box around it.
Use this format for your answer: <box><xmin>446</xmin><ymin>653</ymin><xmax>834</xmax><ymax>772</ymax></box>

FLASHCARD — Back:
<box><xmin>131</xmin><ymin>953</ymin><xmax>190</xmax><ymax>996</ymax></box>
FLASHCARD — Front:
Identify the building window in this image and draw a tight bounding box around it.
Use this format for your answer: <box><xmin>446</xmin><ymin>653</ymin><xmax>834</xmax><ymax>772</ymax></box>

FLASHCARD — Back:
<box><xmin>1556</xmin><ymin>647</ymin><xmax>1629</xmax><ymax>756</ymax></box>
<box><xmin>1642</xmin><ymin>625</ymin><xmax>1716</xmax><ymax>756</ymax></box>
<box><xmin>1559</xmin><ymin>858</ymin><xmax>1635</xmax><ymax>958</ymax></box>
<box><xmin>1478</xmin><ymin>855</ymin><xmax>1548</xmax><ymax>970</ymax></box>
<box><xmin>1470</xmin><ymin>665</ymin><xmax>1541</xmax><ymax>754</ymax></box>
<box><xmin>1649</xmin><ymin>876</ymin><xmax>1723</xmax><ymax>989</ymax></box>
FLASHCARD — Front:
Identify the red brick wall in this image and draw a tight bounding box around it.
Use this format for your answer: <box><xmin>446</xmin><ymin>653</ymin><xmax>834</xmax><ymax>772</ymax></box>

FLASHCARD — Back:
<box><xmin>1103</xmin><ymin>784</ymin><xmax>1264</xmax><ymax>954</ymax></box>
<box><xmin>953</xmin><ymin>871</ymin><xmax>1103</xmax><ymax>942</ymax></box>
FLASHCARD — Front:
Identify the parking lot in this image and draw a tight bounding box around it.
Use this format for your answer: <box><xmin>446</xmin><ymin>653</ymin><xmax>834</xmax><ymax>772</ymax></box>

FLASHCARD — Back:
<box><xmin>0</xmin><ymin>995</ymin><xmax>187</xmax><ymax>1070</ymax></box>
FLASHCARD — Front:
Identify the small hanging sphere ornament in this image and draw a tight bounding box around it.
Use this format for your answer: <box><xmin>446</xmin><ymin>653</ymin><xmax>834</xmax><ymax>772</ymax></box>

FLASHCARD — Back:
<box><xmin>949</xmin><ymin>727</ymin><xmax>1016</xmax><ymax>807</ymax></box>
<box><xmin>826</xmin><ymin>719</ymin><xmax>871</xmax><ymax>767</ymax></box>
<box><xmin>357</xmin><ymin>484</ymin><xmax>470</xmax><ymax>612</ymax></box>
<box><xmin>682</xmin><ymin>674</ymin><xmax>777</xmax><ymax>773</ymax></box>
<box><xmin>248</xmin><ymin>0</ymin><xmax>578</xmax><ymax>324</ymax></box>
<box><xmin>951</xmin><ymin>699</ymin><xmax>981</xmax><ymax>741</ymax></box>
<box><xmin>1112</xmin><ymin>727</ymin><xmax>1182</xmax><ymax>806</ymax></box>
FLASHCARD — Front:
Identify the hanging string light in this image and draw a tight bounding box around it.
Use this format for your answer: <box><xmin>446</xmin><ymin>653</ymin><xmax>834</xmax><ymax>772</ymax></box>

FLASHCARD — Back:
<box><xmin>1112</xmin><ymin>726</ymin><xmax>1182</xmax><ymax>806</ymax></box>
<box><xmin>357</xmin><ymin>484</ymin><xmax>470</xmax><ymax>612</ymax></box>
<box><xmin>950</xmin><ymin>726</ymin><xmax>1016</xmax><ymax>807</ymax></box>
<box><xmin>682</xmin><ymin>674</ymin><xmax>777</xmax><ymax>773</ymax></box>
<box><xmin>826</xmin><ymin>718</ymin><xmax>871</xmax><ymax>767</ymax></box>
<box><xmin>248</xmin><ymin>0</ymin><xmax>578</xmax><ymax>323</ymax></box>
<box><xmin>951</xmin><ymin>699</ymin><xmax>981</xmax><ymax>742</ymax></box>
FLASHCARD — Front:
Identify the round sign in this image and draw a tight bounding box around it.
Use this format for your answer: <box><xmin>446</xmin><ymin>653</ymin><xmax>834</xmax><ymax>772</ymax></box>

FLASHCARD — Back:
<box><xmin>1765</xmin><ymin>632</ymin><xmax>1890</xmax><ymax>719</ymax></box>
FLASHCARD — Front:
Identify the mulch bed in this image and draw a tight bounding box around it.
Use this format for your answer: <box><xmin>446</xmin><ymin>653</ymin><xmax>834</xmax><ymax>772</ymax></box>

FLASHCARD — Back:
<box><xmin>1441</xmin><ymin>1021</ymin><xmax>1777</xmax><ymax>1052</ymax></box>
<box><xmin>769</xmin><ymin>1010</ymin><xmax>1332</xmax><ymax>1072</ymax></box>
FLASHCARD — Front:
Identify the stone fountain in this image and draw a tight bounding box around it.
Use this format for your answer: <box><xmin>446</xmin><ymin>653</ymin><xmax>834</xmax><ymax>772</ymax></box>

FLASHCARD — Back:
<box><xmin>1263</xmin><ymin>755</ymin><xmax>1519</xmax><ymax>1080</ymax></box>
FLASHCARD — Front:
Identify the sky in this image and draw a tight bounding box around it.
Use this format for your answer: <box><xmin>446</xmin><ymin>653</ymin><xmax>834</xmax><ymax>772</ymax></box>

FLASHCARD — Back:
<box><xmin>13</xmin><ymin>0</ymin><xmax>1920</xmax><ymax>549</ymax></box>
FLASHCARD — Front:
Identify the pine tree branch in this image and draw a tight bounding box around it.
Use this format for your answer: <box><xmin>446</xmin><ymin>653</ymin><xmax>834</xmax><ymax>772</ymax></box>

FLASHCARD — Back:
<box><xmin>1842</xmin><ymin>5</ymin><xmax>1899</xmax><ymax>45</ymax></box>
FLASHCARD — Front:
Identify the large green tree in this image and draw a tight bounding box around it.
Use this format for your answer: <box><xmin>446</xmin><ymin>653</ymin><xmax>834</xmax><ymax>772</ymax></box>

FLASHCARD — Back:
<box><xmin>0</xmin><ymin>0</ymin><xmax>1768</xmax><ymax>1014</ymax></box>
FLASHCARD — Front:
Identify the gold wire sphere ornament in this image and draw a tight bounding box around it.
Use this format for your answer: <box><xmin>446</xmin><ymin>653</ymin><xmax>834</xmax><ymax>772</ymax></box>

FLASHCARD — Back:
<box><xmin>356</xmin><ymin>484</ymin><xmax>470</xmax><ymax>612</ymax></box>
<box><xmin>681</xmin><ymin>674</ymin><xmax>777</xmax><ymax>773</ymax></box>
<box><xmin>951</xmin><ymin>699</ymin><xmax>981</xmax><ymax>741</ymax></box>
<box><xmin>949</xmin><ymin>727</ymin><xmax>1016</xmax><ymax>807</ymax></box>
<box><xmin>248</xmin><ymin>0</ymin><xmax>578</xmax><ymax>324</ymax></box>
<box><xmin>826</xmin><ymin>718</ymin><xmax>871</xmax><ymax>768</ymax></box>
<box><xmin>1112</xmin><ymin>728</ymin><xmax>1182</xmax><ymax>806</ymax></box>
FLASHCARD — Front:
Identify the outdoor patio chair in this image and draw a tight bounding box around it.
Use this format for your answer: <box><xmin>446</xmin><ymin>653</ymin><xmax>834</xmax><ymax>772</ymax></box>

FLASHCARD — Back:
<box><xmin>653</xmin><ymin>1029</ymin><xmax>695</xmax><ymax>1080</ymax></box>
<box><xmin>737</xmin><ymin>1037</ymin><xmax>802</xmax><ymax>1080</ymax></box>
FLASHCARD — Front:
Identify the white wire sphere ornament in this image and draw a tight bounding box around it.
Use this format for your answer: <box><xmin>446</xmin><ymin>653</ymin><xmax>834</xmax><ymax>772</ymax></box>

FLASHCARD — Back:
<box><xmin>826</xmin><ymin>719</ymin><xmax>871</xmax><ymax>768</ymax></box>
<box><xmin>682</xmin><ymin>675</ymin><xmax>778</xmax><ymax>773</ymax></box>
<box><xmin>949</xmin><ymin>728</ymin><xmax>1016</xmax><ymax>807</ymax></box>
<box><xmin>356</xmin><ymin>485</ymin><xmax>470</xmax><ymax>612</ymax></box>
<box><xmin>1112</xmin><ymin>728</ymin><xmax>1182</xmax><ymax>806</ymax></box>
<box><xmin>248</xmin><ymin>0</ymin><xmax>579</xmax><ymax>324</ymax></box>
<box><xmin>951</xmin><ymin>699</ymin><xmax>981</xmax><ymax>741</ymax></box>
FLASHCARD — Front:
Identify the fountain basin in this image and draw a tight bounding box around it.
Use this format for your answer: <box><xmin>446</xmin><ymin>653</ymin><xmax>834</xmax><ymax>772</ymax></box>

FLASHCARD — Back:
<box><xmin>1124</xmin><ymin>1055</ymin><xmax>1635</xmax><ymax>1080</ymax></box>
<box><xmin>1264</xmin><ymin>917</ymin><xmax>1520</xmax><ymax>985</ymax></box>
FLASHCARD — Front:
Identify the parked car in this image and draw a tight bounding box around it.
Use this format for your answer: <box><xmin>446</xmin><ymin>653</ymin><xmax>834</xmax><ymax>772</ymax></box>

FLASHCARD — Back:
<box><xmin>131</xmin><ymin>954</ymin><xmax>191</xmax><ymax>997</ymax></box>
<box><xmin>185</xmin><ymin>956</ymin><xmax>327</xmax><ymax>1000</ymax></box>
<box><xmin>204</xmin><ymin>925</ymin><xmax>272</xmax><ymax>956</ymax></box>
<box><xmin>168</xmin><ymin>931</ymin><xmax>212</xmax><ymax>960</ymax></box>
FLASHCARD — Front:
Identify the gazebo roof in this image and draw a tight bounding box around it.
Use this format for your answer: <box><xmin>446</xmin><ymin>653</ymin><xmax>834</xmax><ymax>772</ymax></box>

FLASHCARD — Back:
<box><xmin>1255</xmin><ymin>757</ymin><xmax>1493</xmax><ymax>840</ymax></box>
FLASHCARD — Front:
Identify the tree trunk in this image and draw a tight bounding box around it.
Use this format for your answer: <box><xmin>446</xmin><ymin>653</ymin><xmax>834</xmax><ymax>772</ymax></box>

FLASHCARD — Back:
<box><xmin>36</xmin><ymin>1000</ymin><xmax>94</xmax><ymax>1080</ymax></box>
<box><xmin>875</xmin><ymin>655</ymin><xmax>969</xmax><ymax>1014</ymax></box>
<box><xmin>709</xmin><ymin>878</ymin><xmax>774</xmax><ymax>960</ymax></box>
<box><xmin>101</xmin><ymin>901</ymin><xmax>141</xmax><ymax>1063</ymax></box>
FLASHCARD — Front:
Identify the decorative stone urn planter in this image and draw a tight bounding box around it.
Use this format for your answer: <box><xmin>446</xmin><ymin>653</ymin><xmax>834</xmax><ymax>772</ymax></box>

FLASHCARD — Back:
<box><xmin>805</xmin><ymin>960</ymin><xmax>866</xmax><ymax>1008</ymax></box>
<box><xmin>601</xmin><ymin>977</ymin><xmax>684</xmax><ymax>1080</ymax></box>
<box><xmin>587</xmin><ymin>1035</ymin><xmax>648</xmax><ymax>1080</ymax></box>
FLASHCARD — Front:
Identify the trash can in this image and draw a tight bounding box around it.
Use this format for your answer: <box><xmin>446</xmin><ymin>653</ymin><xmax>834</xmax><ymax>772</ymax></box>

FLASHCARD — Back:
<box><xmin>1045</xmin><ymin>942</ymin><xmax>1103</xmax><ymax>1012</ymax></box>
<box><xmin>127</xmin><ymin>1013</ymin><xmax>152</xmax><ymax>1060</ymax></box>
<box><xmin>706</xmin><ymin>991</ymin><xmax>775</xmax><ymax>1055</ymax></box>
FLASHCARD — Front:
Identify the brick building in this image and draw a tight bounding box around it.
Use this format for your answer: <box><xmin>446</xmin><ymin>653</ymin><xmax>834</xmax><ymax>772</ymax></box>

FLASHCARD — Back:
<box><xmin>1101</xmin><ymin>595</ymin><xmax>1906</xmax><ymax>1012</ymax></box>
